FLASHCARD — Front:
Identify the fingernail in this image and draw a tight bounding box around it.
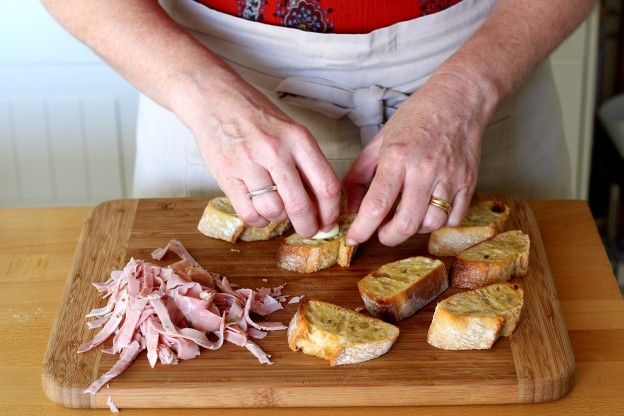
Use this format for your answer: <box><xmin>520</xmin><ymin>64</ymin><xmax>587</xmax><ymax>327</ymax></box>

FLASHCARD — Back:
<box><xmin>346</xmin><ymin>238</ymin><xmax>358</xmax><ymax>246</ymax></box>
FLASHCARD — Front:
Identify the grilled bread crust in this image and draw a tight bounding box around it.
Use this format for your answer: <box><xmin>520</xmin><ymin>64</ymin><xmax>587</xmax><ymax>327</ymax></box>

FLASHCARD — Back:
<box><xmin>451</xmin><ymin>230</ymin><xmax>530</xmax><ymax>289</ymax></box>
<box><xmin>287</xmin><ymin>299</ymin><xmax>400</xmax><ymax>366</ymax></box>
<box><xmin>427</xmin><ymin>283</ymin><xmax>524</xmax><ymax>350</ymax></box>
<box><xmin>358</xmin><ymin>257</ymin><xmax>448</xmax><ymax>322</ymax></box>
<box><xmin>277</xmin><ymin>215</ymin><xmax>356</xmax><ymax>273</ymax></box>
<box><xmin>428</xmin><ymin>200</ymin><xmax>510</xmax><ymax>256</ymax></box>
<box><xmin>197</xmin><ymin>196</ymin><xmax>290</xmax><ymax>243</ymax></box>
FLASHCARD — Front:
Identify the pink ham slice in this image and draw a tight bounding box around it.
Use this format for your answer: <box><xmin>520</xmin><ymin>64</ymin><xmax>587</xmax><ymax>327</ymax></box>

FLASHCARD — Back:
<box><xmin>106</xmin><ymin>396</ymin><xmax>120</xmax><ymax>413</ymax></box>
<box><xmin>151</xmin><ymin>239</ymin><xmax>199</xmax><ymax>266</ymax></box>
<box><xmin>79</xmin><ymin>240</ymin><xmax>290</xmax><ymax>398</ymax></box>
<box><xmin>84</xmin><ymin>340</ymin><xmax>142</xmax><ymax>395</ymax></box>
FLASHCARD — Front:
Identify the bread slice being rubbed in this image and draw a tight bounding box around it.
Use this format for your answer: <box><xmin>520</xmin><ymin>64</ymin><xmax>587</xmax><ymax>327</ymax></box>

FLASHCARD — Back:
<box><xmin>358</xmin><ymin>257</ymin><xmax>448</xmax><ymax>322</ymax></box>
<box><xmin>428</xmin><ymin>200</ymin><xmax>510</xmax><ymax>256</ymax></box>
<box><xmin>277</xmin><ymin>215</ymin><xmax>356</xmax><ymax>273</ymax></box>
<box><xmin>287</xmin><ymin>299</ymin><xmax>400</xmax><ymax>366</ymax></box>
<box><xmin>197</xmin><ymin>196</ymin><xmax>290</xmax><ymax>243</ymax></box>
<box><xmin>452</xmin><ymin>230</ymin><xmax>530</xmax><ymax>289</ymax></box>
<box><xmin>427</xmin><ymin>283</ymin><xmax>524</xmax><ymax>350</ymax></box>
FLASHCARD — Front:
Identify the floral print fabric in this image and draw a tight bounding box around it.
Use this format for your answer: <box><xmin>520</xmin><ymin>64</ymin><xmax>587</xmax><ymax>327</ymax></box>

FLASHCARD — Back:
<box><xmin>197</xmin><ymin>0</ymin><xmax>463</xmax><ymax>33</ymax></box>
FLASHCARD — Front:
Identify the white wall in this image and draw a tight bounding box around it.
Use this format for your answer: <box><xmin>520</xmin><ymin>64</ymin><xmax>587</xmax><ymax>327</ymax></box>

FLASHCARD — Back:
<box><xmin>0</xmin><ymin>0</ymin><xmax>138</xmax><ymax>206</ymax></box>
<box><xmin>550</xmin><ymin>5</ymin><xmax>599</xmax><ymax>199</ymax></box>
<box><xmin>0</xmin><ymin>1</ymin><xmax>598</xmax><ymax>206</ymax></box>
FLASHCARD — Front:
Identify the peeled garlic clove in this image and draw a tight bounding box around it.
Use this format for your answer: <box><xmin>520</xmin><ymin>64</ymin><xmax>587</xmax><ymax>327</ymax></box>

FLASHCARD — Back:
<box><xmin>311</xmin><ymin>223</ymin><xmax>340</xmax><ymax>240</ymax></box>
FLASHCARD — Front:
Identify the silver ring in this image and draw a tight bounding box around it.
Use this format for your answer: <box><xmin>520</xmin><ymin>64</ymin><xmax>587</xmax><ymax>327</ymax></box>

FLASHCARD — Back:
<box><xmin>247</xmin><ymin>185</ymin><xmax>278</xmax><ymax>199</ymax></box>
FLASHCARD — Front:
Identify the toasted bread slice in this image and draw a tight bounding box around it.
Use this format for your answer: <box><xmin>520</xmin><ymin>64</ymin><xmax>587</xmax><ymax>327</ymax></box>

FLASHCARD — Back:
<box><xmin>427</xmin><ymin>283</ymin><xmax>524</xmax><ymax>350</ymax></box>
<box><xmin>277</xmin><ymin>215</ymin><xmax>356</xmax><ymax>273</ymax></box>
<box><xmin>197</xmin><ymin>196</ymin><xmax>290</xmax><ymax>243</ymax></box>
<box><xmin>451</xmin><ymin>230</ymin><xmax>530</xmax><ymax>289</ymax></box>
<box><xmin>358</xmin><ymin>257</ymin><xmax>448</xmax><ymax>322</ymax></box>
<box><xmin>428</xmin><ymin>200</ymin><xmax>510</xmax><ymax>256</ymax></box>
<box><xmin>287</xmin><ymin>299</ymin><xmax>400</xmax><ymax>366</ymax></box>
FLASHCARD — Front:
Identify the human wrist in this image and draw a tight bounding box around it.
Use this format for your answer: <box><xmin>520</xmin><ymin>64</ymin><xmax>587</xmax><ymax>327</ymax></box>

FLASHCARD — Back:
<box><xmin>166</xmin><ymin>55</ymin><xmax>243</xmax><ymax>132</ymax></box>
<box><xmin>428</xmin><ymin>63</ymin><xmax>503</xmax><ymax>125</ymax></box>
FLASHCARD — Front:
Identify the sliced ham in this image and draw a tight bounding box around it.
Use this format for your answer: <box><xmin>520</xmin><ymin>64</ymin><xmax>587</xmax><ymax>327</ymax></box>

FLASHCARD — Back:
<box><xmin>84</xmin><ymin>340</ymin><xmax>142</xmax><ymax>395</ymax></box>
<box><xmin>246</xmin><ymin>327</ymin><xmax>268</xmax><ymax>340</ymax></box>
<box><xmin>79</xmin><ymin>240</ymin><xmax>291</xmax><ymax>398</ymax></box>
<box><xmin>244</xmin><ymin>341</ymin><xmax>273</xmax><ymax>365</ymax></box>
<box><xmin>151</xmin><ymin>239</ymin><xmax>199</xmax><ymax>266</ymax></box>
<box><xmin>86</xmin><ymin>312</ymin><xmax>113</xmax><ymax>329</ymax></box>
<box><xmin>145</xmin><ymin>318</ymin><xmax>159</xmax><ymax>368</ymax></box>
<box><xmin>288</xmin><ymin>295</ymin><xmax>305</xmax><ymax>304</ymax></box>
<box><xmin>106</xmin><ymin>396</ymin><xmax>120</xmax><ymax>413</ymax></box>
<box><xmin>77</xmin><ymin>295</ymin><xmax>128</xmax><ymax>353</ymax></box>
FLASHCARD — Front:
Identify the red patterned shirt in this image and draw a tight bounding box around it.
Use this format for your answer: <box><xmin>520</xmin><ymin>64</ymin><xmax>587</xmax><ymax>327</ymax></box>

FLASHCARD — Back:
<box><xmin>197</xmin><ymin>0</ymin><xmax>463</xmax><ymax>33</ymax></box>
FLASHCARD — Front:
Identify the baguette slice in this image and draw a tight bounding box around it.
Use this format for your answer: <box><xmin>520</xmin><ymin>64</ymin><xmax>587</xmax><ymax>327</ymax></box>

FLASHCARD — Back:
<box><xmin>288</xmin><ymin>299</ymin><xmax>400</xmax><ymax>366</ymax></box>
<box><xmin>452</xmin><ymin>230</ymin><xmax>530</xmax><ymax>289</ymax></box>
<box><xmin>277</xmin><ymin>215</ymin><xmax>356</xmax><ymax>273</ymax></box>
<box><xmin>197</xmin><ymin>196</ymin><xmax>290</xmax><ymax>243</ymax></box>
<box><xmin>428</xmin><ymin>200</ymin><xmax>510</xmax><ymax>256</ymax></box>
<box><xmin>427</xmin><ymin>283</ymin><xmax>524</xmax><ymax>350</ymax></box>
<box><xmin>358</xmin><ymin>257</ymin><xmax>448</xmax><ymax>322</ymax></box>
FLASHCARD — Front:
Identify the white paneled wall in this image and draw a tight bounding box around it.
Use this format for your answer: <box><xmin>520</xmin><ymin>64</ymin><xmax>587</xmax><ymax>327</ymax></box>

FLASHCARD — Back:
<box><xmin>0</xmin><ymin>1</ymin><xmax>599</xmax><ymax>206</ymax></box>
<box><xmin>0</xmin><ymin>98</ymin><xmax>136</xmax><ymax>205</ymax></box>
<box><xmin>0</xmin><ymin>1</ymin><xmax>138</xmax><ymax>207</ymax></box>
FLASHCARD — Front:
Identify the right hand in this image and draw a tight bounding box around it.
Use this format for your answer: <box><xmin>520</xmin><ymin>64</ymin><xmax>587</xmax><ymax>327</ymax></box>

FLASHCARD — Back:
<box><xmin>176</xmin><ymin>71</ymin><xmax>341</xmax><ymax>238</ymax></box>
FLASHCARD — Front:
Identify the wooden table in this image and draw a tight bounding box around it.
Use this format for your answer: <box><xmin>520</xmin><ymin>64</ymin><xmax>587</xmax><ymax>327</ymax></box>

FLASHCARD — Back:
<box><xmin>1</xmin><ymin>201</ymin><xmax>623</xmax><ymax>415</ymax></box>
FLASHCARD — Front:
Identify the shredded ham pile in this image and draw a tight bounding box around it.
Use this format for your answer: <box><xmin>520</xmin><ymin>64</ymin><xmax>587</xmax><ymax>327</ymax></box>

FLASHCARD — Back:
<box><xmin>79</xmin><ymin>239</ymin><xmax>290</xmax><ymax>395</ymax></box>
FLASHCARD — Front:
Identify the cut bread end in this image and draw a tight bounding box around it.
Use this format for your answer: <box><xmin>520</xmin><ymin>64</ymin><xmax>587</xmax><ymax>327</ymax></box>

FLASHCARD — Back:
<box><xmin>277</xmin><ymin>214</ymin><xmax>357</xmax><ymax>273</ymax></box>
<box><xmin>197</xmin><ymin>196</ymin><xmax>290</xmax><ymax>243</ymax></box>
<box><xmin>427</xmin><ymin>282</ymin><xmax>524</xmax><ymax>350</ymax></box>
<box><xmin>358</xmin><ymin>257</ymin><xmax>448</xmax><ymax>321</ymax></box>
<box><xmin>451</xmin><ymin>230</ymin><xmax>530</xmax><ymax>289</ymax></box>
<box><xmin>428</xmin><ymin>200</ymin><xmax>510</xmax><ymax>256</ymax></box>
<box><xmin>287</xmin><ymin>299</ymin><xmax>399</xmax><ymax>365</ymax></box>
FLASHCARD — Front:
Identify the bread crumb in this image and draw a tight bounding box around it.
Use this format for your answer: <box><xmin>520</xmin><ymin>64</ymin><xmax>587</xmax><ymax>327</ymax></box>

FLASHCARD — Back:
<box><xmin>262</xmin><ymin>278</ymin><xmax>268</xmax><ymax>283</ymax></box>
<box><xmin>106</xmin><ymin>396</ymin><xmax>119</xmax><ymax>413</ymax></box>
<box><xmin>230</xmin><ymin>248</ymin><xmax>240</xmax><ymax>253</ymax></box>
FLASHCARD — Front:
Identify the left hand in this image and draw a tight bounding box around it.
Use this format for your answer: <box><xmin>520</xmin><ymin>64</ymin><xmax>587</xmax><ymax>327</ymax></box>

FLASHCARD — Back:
<box><xmin>344</xmin><ymin>73</ymin><xmax>494</xmax><ymax>246</ymax></box>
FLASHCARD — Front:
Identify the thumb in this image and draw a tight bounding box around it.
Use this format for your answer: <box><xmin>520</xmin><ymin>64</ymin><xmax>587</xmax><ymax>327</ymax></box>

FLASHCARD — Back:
<box><xmin>343</xmin><ymin>136</ymin><xmax>383</xmax><ymax>213</ymax></box>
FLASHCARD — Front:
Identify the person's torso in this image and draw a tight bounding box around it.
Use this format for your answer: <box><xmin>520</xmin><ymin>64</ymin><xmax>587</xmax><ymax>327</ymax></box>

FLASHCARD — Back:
<box><xmin>196</xmin><ymin>0</ymin><xmax>463</xmax><ymax>33</ymax></box>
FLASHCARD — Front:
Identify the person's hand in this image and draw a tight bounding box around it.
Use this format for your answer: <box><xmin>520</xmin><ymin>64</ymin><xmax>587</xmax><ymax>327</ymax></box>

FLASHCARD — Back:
<box><xmin>343</xmin><ymin>73</ymin><xmax>494</xmax><ymax>246</ymax></box>
<box><xmin>178</xmin><ymin>72</ymin><xmax>341</xmax><ymax>237</ymax></box>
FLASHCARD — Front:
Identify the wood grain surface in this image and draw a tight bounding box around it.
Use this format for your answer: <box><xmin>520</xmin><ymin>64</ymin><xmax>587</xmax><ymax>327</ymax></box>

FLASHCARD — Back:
<box><xmin>39</xmin><ymin>197</ymin><xmax>574</xmax><ymax>408</ymax></box>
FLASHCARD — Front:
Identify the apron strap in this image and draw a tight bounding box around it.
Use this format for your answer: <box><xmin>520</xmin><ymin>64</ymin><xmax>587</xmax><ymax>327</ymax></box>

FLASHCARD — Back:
<box><xmin>275</xmin><ymin>77</ymin><xmax>409</xmax><ymax>146</ymax></box>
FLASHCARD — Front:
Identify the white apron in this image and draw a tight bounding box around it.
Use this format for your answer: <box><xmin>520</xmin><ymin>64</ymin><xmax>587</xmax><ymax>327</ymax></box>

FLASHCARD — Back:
<box><xmin>133</xmin><ymin>0</ymin><xmax>571</xmax><ymax>199</ymax></box>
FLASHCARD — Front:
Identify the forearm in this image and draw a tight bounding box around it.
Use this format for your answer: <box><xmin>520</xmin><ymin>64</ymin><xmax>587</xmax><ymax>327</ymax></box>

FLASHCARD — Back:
<box><xmin>41</xmin><ymin>0</ymin><xmax>241</xmax><ymax>128</ymax></box>
<box><xmin>430</xmin><ymin>0</ymin><xmax>596</xmax><ymax>121</ymax></box>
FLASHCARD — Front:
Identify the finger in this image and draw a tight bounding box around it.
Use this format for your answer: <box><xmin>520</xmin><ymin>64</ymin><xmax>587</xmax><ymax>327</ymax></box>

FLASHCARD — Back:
<box><xmin>376</xmin><ymin>172</ymin><xmax>435</xmax><ymax>246</ymax></box>
<box><xmin>417</xmin><ymin>181</ymin><xmax>453</xmax><ymax>234</ymax></box>
<box><xmin>269</xmin><ymin>158</ymin><xmax>318</xmax><ymax>238</ymax></box>
<box><xmin>342</xmin><ymin>137</ymin><xmax>383</xmax><ymax>213</ymax></box>
<box><xmin>447</xmin><ymin>187</ymin><xmax>473</xmax><ymax>226</ymax></box>
<box><xmin>290</xmin><ymin>138</ymin><xmax>341</xmax><ymax>231</ymax></box>
<box><xmin>244</xmin><ymin>168</ymin><xmax>288</xmax><ymax>223</ymax></box>
<box><xmin>220</xmin><ymin>177</ymin><xmax>269</xmax><ymax>228</ymax></box>
<box><xmin>346</xmin><ymin>161</ymin><xmax>403</xmax><ymax>245</ymax></box>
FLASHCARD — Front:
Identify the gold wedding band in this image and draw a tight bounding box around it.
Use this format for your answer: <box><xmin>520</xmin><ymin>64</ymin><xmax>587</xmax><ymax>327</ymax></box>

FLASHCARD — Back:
<box><xmin>247</xmin><ymin>185</ymin><xmax>278</xmax><ymax>199</ymax></box>
<box><xmin>429</xmin><ymin>197</ymin><xmax>452</xmax><ymax>215</ymax></box>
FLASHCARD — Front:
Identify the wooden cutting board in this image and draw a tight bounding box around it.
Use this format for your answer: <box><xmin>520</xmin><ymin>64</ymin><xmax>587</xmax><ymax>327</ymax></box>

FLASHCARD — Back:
<box><xmin>42</xmin><ymin>197</ymin><xmax>575</xmax><ymax>408</ymax></box>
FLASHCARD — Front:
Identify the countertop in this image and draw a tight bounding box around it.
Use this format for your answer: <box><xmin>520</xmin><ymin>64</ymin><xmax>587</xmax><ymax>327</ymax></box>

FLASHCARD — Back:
<box><xmin>1</xmin><ymin>201</ymin><xmax>623</xmax><ymax>415</ymax></box>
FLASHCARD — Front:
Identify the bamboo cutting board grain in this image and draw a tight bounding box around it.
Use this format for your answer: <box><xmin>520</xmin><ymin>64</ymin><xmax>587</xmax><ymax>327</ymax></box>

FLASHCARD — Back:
<box><xmin>42</xmin><ymin>197</ymin><xmax>575</xmax><ymax>408</ymax></box>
